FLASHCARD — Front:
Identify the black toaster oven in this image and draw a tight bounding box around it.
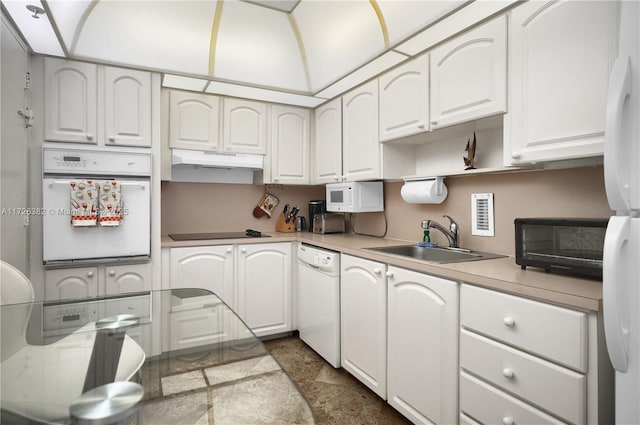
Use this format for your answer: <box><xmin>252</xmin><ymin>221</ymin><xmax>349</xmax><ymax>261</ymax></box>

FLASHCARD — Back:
<box><xmin>515</xmin><ymin>218</ymin><xmax>609</xmax><ymax>279</ymax></box>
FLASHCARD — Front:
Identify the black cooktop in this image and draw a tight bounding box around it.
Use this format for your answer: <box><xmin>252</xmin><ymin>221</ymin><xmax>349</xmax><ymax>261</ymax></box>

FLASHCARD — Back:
<box><xmin>169</xmin><ymin>230</ymin><xmax>269</xmax><ymax>241</ymax></box>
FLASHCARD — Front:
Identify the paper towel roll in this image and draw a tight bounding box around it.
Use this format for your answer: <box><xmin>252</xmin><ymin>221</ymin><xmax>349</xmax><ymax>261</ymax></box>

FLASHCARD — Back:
<box><xmin>401</xmin><ymin>178</ymin><xmax>448</xmax><ymax>204</ymax></box>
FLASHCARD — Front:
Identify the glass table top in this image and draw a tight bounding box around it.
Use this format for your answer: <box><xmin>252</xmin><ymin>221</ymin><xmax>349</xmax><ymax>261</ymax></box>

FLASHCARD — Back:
<box><xmin>0</xmin><ymin>289</ymin><xmax>315</xmax><ymax>425</ymax></box>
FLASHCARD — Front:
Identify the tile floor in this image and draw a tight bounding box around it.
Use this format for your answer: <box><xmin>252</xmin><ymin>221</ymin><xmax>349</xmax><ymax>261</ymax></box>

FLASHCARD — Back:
<box><xmin>140</xmin><ymin>339</ymin><xmax>314</xmax><ymax>424</ymax></box>
<box><xmin>264</xmin><ymin>336</ymin><xmax>412</xmax><ymax>425</ymax></box>
<box><xmin>138</xmin><ymin>335</ymin><xmax>411</xmax><ymax>424</ymax></box>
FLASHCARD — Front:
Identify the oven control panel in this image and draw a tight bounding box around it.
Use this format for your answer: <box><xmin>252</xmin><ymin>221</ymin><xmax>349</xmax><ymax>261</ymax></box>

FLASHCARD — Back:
<box><xmin>42</xmin><ymin>146</ymin><xmax>151</xmax><ymax>177</ymax></box>
<box><xmin>42</xmin><ymin>293</ymin><xmax>151</xmax><ymax>337</ymax></box>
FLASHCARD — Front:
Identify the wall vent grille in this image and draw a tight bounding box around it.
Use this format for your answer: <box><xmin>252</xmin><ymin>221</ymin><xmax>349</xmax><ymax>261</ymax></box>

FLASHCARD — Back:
<box><xmin>471</xmin><ymin>193</ymin><xmax>494</xmax><ymax>237</ymax></box>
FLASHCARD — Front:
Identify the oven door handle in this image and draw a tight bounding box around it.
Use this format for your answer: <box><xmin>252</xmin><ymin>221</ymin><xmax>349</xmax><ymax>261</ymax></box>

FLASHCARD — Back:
<box><xmin>48</xmin><ymin>180</ymin><xmax>147</xmax><ymax>189</ymax></box>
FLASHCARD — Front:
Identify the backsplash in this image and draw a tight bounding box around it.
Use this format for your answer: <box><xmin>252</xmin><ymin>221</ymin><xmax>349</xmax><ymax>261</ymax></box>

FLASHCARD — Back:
<box><xmin>356</xmin><ymin>166</ymin><xmax>612</xmax><ymax>255</ymax></box>
<box><xmin>161</xmin><ymin>166</ymin><xmax>611</xmax><ymax>256</ymax></box>
<box><xmin>161</xmin><ymin>183</ymin><xmax>325</xmax><ymax>234</ymax></box>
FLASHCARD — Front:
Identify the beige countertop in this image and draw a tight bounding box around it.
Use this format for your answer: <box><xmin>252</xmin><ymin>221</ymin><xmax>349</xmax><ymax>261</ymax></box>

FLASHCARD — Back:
<box><xmin>162</xmin><ymin>232</ymin><xmax>603</xmax><ymax>312</ymax></box>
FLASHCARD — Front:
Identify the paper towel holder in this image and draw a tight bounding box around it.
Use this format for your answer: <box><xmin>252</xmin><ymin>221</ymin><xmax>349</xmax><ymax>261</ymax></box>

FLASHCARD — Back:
<box><xmin>401</xmin><ymin>177</ymin><xmax>448</xmax><ymax>204</ymax></box>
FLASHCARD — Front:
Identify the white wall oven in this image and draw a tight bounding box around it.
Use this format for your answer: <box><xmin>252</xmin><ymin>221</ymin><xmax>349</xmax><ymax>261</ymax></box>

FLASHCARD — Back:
<box><xmin>42</xmin><ymin>146</ymin><xmax>151</xmax><ymax>264</ymax></box>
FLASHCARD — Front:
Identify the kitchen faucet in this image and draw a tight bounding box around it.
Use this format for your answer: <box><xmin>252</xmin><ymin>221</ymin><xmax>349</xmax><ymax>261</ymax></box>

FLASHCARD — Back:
<box><xmin>421</xmin><ymin>215</ymin><xmax>459</xmax><ymax>248</ymax></box>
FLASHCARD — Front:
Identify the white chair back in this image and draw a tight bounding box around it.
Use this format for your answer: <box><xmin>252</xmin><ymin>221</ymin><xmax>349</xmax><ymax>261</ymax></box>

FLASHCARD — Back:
<box><xmin>1</xmin><ymin>261</ymin><xmax>35</xmax><ymax>361</ymax></box>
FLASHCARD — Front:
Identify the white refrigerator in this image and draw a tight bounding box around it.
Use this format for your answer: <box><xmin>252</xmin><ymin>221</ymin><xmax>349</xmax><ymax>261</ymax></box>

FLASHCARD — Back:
<box><xmin>603</xmin><ymin>1</ymin><xmax>640</xmax><ymax>423</ymax></box>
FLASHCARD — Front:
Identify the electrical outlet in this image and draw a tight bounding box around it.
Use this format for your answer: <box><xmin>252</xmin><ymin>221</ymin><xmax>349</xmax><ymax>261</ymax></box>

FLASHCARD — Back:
<box><xmin>471</xmin><ymin>193</ymin><xmax>494</xmax><ymax>236</ymax></box>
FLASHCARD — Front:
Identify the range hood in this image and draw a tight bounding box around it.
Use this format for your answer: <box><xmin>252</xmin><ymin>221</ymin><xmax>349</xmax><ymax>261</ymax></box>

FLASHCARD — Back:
<box><xmin>170</xmin><ymin>149</ymin><xmax>264</xmax><ymax>184</ymax></box>
<box><xmin>171</xmin><ymin>149</ymin><xmax>264</xmax><ymax>170</ymax></box>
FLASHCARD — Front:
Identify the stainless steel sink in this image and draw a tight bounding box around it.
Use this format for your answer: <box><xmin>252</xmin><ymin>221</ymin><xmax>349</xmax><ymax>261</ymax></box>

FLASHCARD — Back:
<box><xmin>365</xmin><ymin>245</ymin><xmax>505</xmax><ymax>264</ymax></box>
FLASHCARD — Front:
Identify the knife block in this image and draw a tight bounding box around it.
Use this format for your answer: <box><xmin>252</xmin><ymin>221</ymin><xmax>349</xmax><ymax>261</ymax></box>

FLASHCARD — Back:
<box><xmin>275</xmin><ymin>213</ymin><xmax>296</xmax><ymax>233</ymax></box>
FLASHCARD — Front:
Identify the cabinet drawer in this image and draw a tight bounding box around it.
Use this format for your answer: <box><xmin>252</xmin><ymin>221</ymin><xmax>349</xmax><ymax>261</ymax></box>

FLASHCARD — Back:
<box><xmin>169</xmin><ymin>304</ymin><xmax>230</xmax><ymax>351</ymax></box>
<box><xmin>460</xmin><ymin>330</ymin><xmax>585</xmax><ymax>424</ymax></box>
<box><xmin>461</xmin><ymin>372</ymin><xmax>567</xmax><ymax>425</ymax></box>
<box><xmin>460</xmin><ymin>284</ymin><xmax>587</xmax><ymax>372</ymax></box>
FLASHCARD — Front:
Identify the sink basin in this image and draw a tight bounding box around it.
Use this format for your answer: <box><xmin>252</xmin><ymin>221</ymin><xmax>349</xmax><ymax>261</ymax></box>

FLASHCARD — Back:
<box><xmin>366</xmin><ymin>245</ymin><xmax>505</xmax><ymax>264</ymax></box>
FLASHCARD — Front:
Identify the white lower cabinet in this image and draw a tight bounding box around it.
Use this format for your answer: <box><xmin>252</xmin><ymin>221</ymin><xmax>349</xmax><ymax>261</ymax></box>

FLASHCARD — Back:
<box><xmin>236</xmin><ymin>242</ymin><xmax>292</xmax><ymax>337</ymax></box>
<box><xmin>168</xmin><ymin>293</ymin><xmax>235</xmax><ymax>351</ymax></box>
<box><xmin>45</xmin><ymin>266</ymin><xmax>99</xmax><ymax>301</ymax></box>
<box><xmin>169</xmin><ymin>245</ymin><xmax>234</xmax><ymax>306</ymax></box>
<box><xmin>459</xmin><ymin>284</ymin><xmax>613</xmax><ymax>424</ymax></box>
<box><xmin>461</xmin><ymin>329</ymin><xmax>586</xmax><ymax>424</ymax></box>
<box><xmin>460</xmin><ymin>371</ymin><xmax>565</xmax><ymax>425</ymax></box>
<box><xmin>168</xmin><ymin>242</ymin><xmax>291</xmax><ymax>339</ymax></box>
<box><xmin>44</xmin><ymin>263</ymin><xmax>151</xmax><ymax>301</ymax></box>
<box><xmin>387</xmin><ymin>266</ymin><xmax>459</xmax><ymax>425</ymax></box>
<box><xmin>44</xmin><ymin>263</ymin><xmax>153</xmax><ymax>355</ymax></box>
<box><xmin>104</xmin><ymin>263</ymin><xmax>152</xmax><ymax>295</ymax></box>
<box><xmin>340</xmin><ymin>254</ymin><xmax>387</xmax><ymax>398</ymax></box>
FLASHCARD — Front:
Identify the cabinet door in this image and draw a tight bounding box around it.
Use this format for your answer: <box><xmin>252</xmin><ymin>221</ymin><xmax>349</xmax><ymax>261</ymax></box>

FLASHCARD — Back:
<box><xmin>340</xmin><ymin>254</ymin><xmax>386</xmax><ymax>398</ymax></box>
<box><xmin>169</xmin><ymin>90</ymin><xmax>220</xmax><ymax>151</ymax></box>
<box><xmin>387</xmin><ymin>266</ymin><xmax>459</xmax><ymax>425</ymax></box>
<box><xmin>169</xmin><ymin>246</ymin><xmax>234</xmax><ymax>307</ymax></box>
<box><xmin>103</xmin><ymin>263</ymin><xmax>152</xmax><ymax>295</ymax></box>
<box><xmin>44</xmin><ymin>58</ymin><xmax>97</xmax><ymax>144</ymax></box>
<box><xmin>103</xmin><ymin>66</ymin><xmax>152</xmax><ymax>147</ymax></box>
<box><xmin>222</xmin><ymin>98</ymin><xmax>267</xmax><ymax>154</ymax></box>
<box><xmin>270</xmin><ymin>105</ymin><xmax>310</xmax><ymax>185</ymax></box>
<box><xmin>430</xmin><ymin>15</ymin><xmax>507</xmax><ymax>129</ymax></box>
<box><xmin>312</xmin><ymin>98</ymin><xmax>342</xmax><ymax>184</ymax></box>
<box><xmin>44</xmin><ymin>267</ymin><xmax>99</xmax><ymax>301</ymax></box>
<box><xmin>379</xmin><ymin>54</ymin><xmax>430</xmax><ymax>141</ymax></box>
<box><xmin>236</xmin><ymin>243</ymin><xmax>291</xmax><ymax>337</ymax></box>
<box><xmin>342</xmin><ymin>80</ymin><xmax>380</xmax><ymax>181</ymax></box>
<box><xmin>506</xmin><ymin>1</ymin><xmax>618</xmax><ymax>164</ymax></box>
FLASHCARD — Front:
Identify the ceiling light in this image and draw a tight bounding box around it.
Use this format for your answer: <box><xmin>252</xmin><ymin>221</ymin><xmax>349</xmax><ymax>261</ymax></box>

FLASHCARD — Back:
<box><xmin>26</xmin><ymin>4</ymin><xmax>45</xmax><ymax>19</ymax></box>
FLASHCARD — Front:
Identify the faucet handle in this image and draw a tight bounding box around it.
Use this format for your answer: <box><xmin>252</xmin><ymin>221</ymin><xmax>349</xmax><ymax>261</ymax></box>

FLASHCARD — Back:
<box><xmin>442</xmin><ymin>214</ymin><xmax>458</xmax><ymax>231</ymax></box>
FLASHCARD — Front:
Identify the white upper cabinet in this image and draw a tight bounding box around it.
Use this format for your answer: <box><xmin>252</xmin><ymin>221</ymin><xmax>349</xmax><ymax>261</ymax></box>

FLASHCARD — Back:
<box><xmin>379</xmin><ymin>54</ymin><xmax>430</xmax><ymax>141</ymax></box>
<box><xmin>222</xmin><ymin>98</ymin><xmax>268</xmax><ymax>154</ymax></box>
<box><xmin>430</xmin><ymin>15</ymin><xmax>507</xmax><ymax>130</ymax></box>
<box><xmin>103</xmin><ymin>66</ymin><xmax>152</xmax><ymax>147</ymax></box>
<box><xmin>505</xmin><ymin>1</ymin><xmax>618</xmax><ymax>164</ymax></box>
<box><xmin>342</xmin><ymin>80</ymin><xmax>380</xmax><ymax>181</ymax></box>
<box><xmin>44</xmin><ymin>58</ymin><xmax>153</xmax><ymax>147</ymax></box>
<box><xmin>269</xmin><ymin>105</ymin><xmax>310</xmax><ymax>185</ymax></box>
<box><xmin>45</xmin><ymin>59</ymin><xmax>97</xmax><ymax>144</ymax></box>
<box><xmin>312</xmin><ymin>99</ymin><xmax>343</xmax><ymax>184</ymax></box>
<box><xmin>169</xmin><ymin>90</ymin><xmax>220</xmax><ymax>151</ymax></box>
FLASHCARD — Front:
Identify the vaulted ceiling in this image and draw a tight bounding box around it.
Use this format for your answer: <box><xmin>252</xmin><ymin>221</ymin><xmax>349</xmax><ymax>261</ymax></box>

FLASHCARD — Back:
<box><xmin>3</xmin><ymin>0</ymin><xmax>468</xmax><ymax>106</ymax></box>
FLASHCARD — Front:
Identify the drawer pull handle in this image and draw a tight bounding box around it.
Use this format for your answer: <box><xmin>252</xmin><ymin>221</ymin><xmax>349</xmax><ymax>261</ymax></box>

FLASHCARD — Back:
<box><xmin>502</xmin><ymin>368</ymin><xmax>514</xmax><ymax>379</ymax></box>
<box><xmin>373</xmin><ymin>268</ymin><xmax>382</xmax><ymax>275</ymax></box>
<box><xmin>503</xmin><ymin>316</ymin><xmax>515</xmax><ymax>327</ymax></box>
<box><xmin>502</xmin><ymin>417</ymin><xmax>514</xmax><ymax>425</ymax></box>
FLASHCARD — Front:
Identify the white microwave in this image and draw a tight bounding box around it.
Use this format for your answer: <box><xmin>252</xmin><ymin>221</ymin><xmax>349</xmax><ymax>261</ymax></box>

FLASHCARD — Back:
<box><xmin>326</xmin><ymin>181</ymin><xmax>384</xmax><ymax>213</ymax></box>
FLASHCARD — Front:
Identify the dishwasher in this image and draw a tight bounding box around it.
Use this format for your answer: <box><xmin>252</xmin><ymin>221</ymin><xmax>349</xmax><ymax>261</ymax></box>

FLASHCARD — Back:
<box><xmin>297</xmin><ymin>244</ymin><xmax>340</xmax><ymax>368</ymax></box>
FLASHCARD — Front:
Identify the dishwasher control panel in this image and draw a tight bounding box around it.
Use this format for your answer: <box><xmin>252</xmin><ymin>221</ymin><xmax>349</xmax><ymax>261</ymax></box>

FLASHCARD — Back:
<box><xmin>298</xmin><ymin>244</ymin><xmax>340</xmax><ymax>274</ymax></box>
<box><xmin>313</xmin><ymin>253</ymin><xmax>333</xmax><ymax>267</ymax></box>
